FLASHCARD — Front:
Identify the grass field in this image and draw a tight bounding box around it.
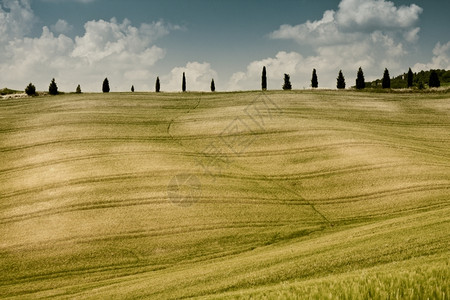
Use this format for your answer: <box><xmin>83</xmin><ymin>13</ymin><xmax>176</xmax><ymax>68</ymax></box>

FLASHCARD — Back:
<box><xmin>0</xmin><ymin>90</ymin><xmax>449</xmax><ymax>299</ymax></box>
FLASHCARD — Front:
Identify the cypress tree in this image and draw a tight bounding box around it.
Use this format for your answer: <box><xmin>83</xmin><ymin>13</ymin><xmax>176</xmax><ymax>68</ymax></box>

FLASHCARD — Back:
<box><xmin>261</xmin><ymin>66</ymin><xmax>267</xmax><ymax>90</ymax></box>
<box><xmin>337</xmin><ymin>70</ymin><xmax>346</xmax><ymax>89</ymax></box>
<box><xmin>282</xmin><ymin>73</ymin><xmax>292</xmax><ymax>90</ymax></box>
<box><xmin>182</xmin><ymin>72</ymin><xmax>186</xmax><ymax>92</ymax></box>
<box><xmin>382</xmin><ymin>68</ymin><xmax>391</xmax><ymax>89</ymax></box>
<box><xmin>155</xmin><ymin>77</ymin><xmax>160</xmax><ymax>92</ymax></box>
<box><xmin>76</xmin><ymin>84</ymin><xmax>81</xmax><ymax>94</ymax></box>
<box><xmin>311</xmin><ymin>69</ymin><xmax>318</xmax><ymax>88</ymax></box>
<box><xmin>429</xmin><ymin>70</ymin><xmax>440</xmax><ymax>88</ymax></box>
<box><xmin>210</xmin><ymin>78</ymin><xmax>215</xmax><ymax>92</ymax></box>
<box><xmin>407</xmin><ymin>68</ymin><xmax>413</xmax><ymax>88</ymax></box>
<box><xmin>49</xmin><ymin>78</ymin><xmax>58</xmax><ymax>95</ymax></box>
<box><xmin>131</xmin><ymin>85</ymin><xmax>135</xmax><ymax>92</ymax></box>
<box><xmin>356</xmin><ymin>67</ymin><xmax>365</xmax><ymax>89</ymax></box>
<box><xmin>102</xmin><ymin>78</ymin><xmax>110</xmax><ymax>93</ymax></box>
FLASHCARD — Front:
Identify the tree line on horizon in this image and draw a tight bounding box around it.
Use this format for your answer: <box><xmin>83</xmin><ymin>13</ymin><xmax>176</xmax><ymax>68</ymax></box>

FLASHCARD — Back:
<box><xmin>20</xmin><ymin>67</ymin><xmax>446</xmax><ymax>96</ymax></box>
<box><xmin>276</xmin><ymin>67</ymin><xmax>443</xmax><ymax>91</ymax></box>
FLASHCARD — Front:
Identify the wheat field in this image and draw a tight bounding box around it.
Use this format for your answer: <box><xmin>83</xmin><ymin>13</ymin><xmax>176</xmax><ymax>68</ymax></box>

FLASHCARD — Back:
<box><xmin>1</xmin><ymin>90</ymin><xmax>449</xmax><ymax>299</ymax></box>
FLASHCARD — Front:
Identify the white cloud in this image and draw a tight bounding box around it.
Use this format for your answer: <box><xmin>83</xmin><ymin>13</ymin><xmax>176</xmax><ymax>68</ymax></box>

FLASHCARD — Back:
<box><xmin>0</xmin><ymin>0</ymin><xmax>35</xmax><ymax>42</ymax></box>
<box><xmin>161</xmin><ymin>62</ymin><xmax>217</xmax><ymax>92</ymax></box>
<box><xmin>50</xmin><ymin>19</ymin><xmax>73</xmax><ymax>34</ymax></box>
<box><xmin>335</xmin><ymin>0</ymin><xmax>422</xmax><ymax>32</ymax></box>
<box><xmin>72</xmin><ymin>18</ymin><xmax>168</xmax><ymax>64</ymax></box>
<box><xmin>270</xmin><ymin>0</ymin><xmax>422</xmax><ymax>46</ymax></box>
<box><xmin>413</xmin><ymin>41</ymin><xmax>450</xmax><ymax>71</ymax></box>
<box><xmin>404</xmin><ymin>27</ymin><xmax>420</xmax><ymax>43</ymax></box>
<box><xmin>0</xmin><ymin>16</ymin><xmax>176</xmax><ymax>91</ymax></box>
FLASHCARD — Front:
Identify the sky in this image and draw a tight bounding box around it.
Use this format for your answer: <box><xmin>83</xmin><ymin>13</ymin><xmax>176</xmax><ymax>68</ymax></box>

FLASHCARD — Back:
<box><xmin>1</xmin><ymin>0</ymin><xmax>449</xmax><ymax>92</ymax></box>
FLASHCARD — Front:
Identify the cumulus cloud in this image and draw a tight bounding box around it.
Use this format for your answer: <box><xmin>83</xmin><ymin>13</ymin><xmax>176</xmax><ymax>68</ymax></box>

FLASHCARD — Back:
<box><xmin>270</xmin><ymin>0</ymin><xmax>422</xmax><ymax>45</ymax></box>
<box><xmin>335</xmin><ymin>0</ymin><xmax>422</xmax><ymax>32</ymax></box>
<box><xmin>50</xmin><ymin>19</ymin><xmax>73</xmax><ymax>34</ymax></box>
<box><xmin>0</xmin><ymin>15</ymin><xmax>176</xmax><ymax>91</ymax></box>
<box><xmin>162</xmin><ymin>62</ymin><xmax>218</xmax><ymax>92</ymax></box>
<box><xmin>72</xmin><ymin>18</ymin><xmax>168</xmax><ymax>64</ymax></box>
<box><xmin>232</xmin><ymin>0</ymin><xmax>423</xmax><ymax>89</ymax></box>
<box><xmin>414</xmin><ymin>41</ymin><xmax>450</xmax><ymax>71</ymax></box>
<box><xmin>0</xmin><ymin>0</ymin><xmax>35</xmax><ymax>42</ymax></box>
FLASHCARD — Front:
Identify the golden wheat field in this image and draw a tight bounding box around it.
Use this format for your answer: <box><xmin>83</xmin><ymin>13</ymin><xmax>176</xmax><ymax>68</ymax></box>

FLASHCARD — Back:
<box><xmin>0</xmin><ymin>90</ymin><xmax>449</xmax><ymax>299</ymax></box>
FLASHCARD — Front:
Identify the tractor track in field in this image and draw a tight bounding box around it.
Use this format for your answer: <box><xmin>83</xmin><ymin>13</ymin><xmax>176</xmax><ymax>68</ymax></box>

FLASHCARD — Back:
<box><xmin>165</xmin><ymin>93</ymin><xmax>334</xmax><ymax>226</ymax></box>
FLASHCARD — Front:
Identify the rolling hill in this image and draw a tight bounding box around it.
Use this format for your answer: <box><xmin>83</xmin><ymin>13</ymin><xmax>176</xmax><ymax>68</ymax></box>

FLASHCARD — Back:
<box><xmin>1</xmin><ymin>90</ymin><xmax>449</xmax><ymax>299</ymax></box>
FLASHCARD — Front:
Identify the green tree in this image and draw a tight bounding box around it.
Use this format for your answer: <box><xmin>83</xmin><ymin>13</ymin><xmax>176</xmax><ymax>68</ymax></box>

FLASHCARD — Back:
<box><xmin>49</xmin><ymin>78</ymin><xmax>58</xmax><ymax>95</ymax></box>
<box><xmin>311</xmin><ymin>69</ymin><xmax>318</xmax><ymax>88</ymax></box>
<box><xmin>182</xmin><ymin>72</ymin><xmax>186</xmax><ymax>92</ymax></box>
<box><xmin>25</xmin><ymin>83</ymin><xmax>36</xmax><ymax>96</ymax></box>
<box><xmin>429</xmin><ymin>70</ymin><xmax>441</xmax><ymax>88</ymax></box>
<box><xmin>131</xmin><ymin>85</ymin><xmax>135</xmax><ymax>92</ymax></box>
<box><xmin>356</xmin><ymin>67</ymin><xmax>365</xmax><ymax>89</ymax></box>
<box><xmin>382</xmin><ymin>68</ymin><xmax>390</xmax><ymax>89</ymax></box>
<box><xmin>76</xmin><ymin>84</ymin><xmax>81</xmax><ymax>94</ymax></box>
<box><xmin>261</xmin><ymin>66</ymin><xmax>267</xmax><ymax>90</ymax></box>
<box><xmin>407</xmin><ymin>68</ymin><xmax>413</xmax><ymax>88</ymax></box>
<box><xmin>282</xmin><ymin>73</ymin><xmax>292</xmax><ymax>90</ymax></box>
<box><xmin>337</xmin><ymin>70</ymin><xmax>346</xmax><ymax>89</ymax></box>
<box><xmin>210</xmin><ymin>78</ymin><xmax>215</xmax><ymax>92</ymax></box>
<box><xmin>102</xmin><ymin>78</ymin><xmax>110</xmax><ymax>93</ymax></box>
<box><xmin>155</xmin><ymin>77</ymin><xmax>160</xmax><ymax>92</ymax></box>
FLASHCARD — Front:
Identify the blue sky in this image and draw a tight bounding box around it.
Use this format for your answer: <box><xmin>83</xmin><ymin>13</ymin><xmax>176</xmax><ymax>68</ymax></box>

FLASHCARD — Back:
<box><xmin>1</xmin><ymin>0</ymin><xmax>449</xmax><ymax>91</ymax></box>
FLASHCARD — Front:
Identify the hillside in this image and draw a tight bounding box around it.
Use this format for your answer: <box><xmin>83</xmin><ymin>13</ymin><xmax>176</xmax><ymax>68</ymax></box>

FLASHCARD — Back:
<box><xmin>0</xmin><ymin>91</ymin><xmax>449</xmax><ymax>299</ymax></box>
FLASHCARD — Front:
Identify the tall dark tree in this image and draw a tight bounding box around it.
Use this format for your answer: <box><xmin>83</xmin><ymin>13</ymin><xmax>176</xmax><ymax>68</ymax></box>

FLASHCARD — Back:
<box><xmin>282</xmin><ymin>73</ymin><xmax>292</xmax><ymax>90</ymax></box>
<box><xmin>25</xmin><ymin>83</ymin><xmax>36</xmax><ymax>96</ymax></box>
<box><xmin>311</xmin><ymin>69</ymin><xmax>318</xmax><ymax>88</ymax></box>
<box><xmin>210</xmin><ymin>78</ymin><xmax>215</xmax><ymax>92</ymax></box>
<box><xmin>155</xmin><ymin>77</ymin><xmax>160</xmax><ymax>92</ymax></box>
<box><xmin>337</xmin><ymin>70</ymin><xmax>346</xmax><ymax>89</ymax></box>
<box><xmin>382</xmin><ymin>68</ymin><xmax>391</xmax><ymax>89</ymax></box>
<box><xmin>182</xmin><ymin>72</ymin><xmax>186</xmax><ymax>92</ymax></box>
<box><xmin>76</xmin><ymin>84</ymin><xmax>81</xmax><ymax>94</ymax></box>
<box><xmin>429</xmin><ymin>70</ymin><xmax>440</xmax><ymax>88</ymax></box>
<box><xmin>407</xmin><ymin>68</ymin><xmax>413</xmax><ymax>88</ymax></box>
<box><xmin>131</xmin><ymin>85</ymin><xmax>135</xmax><ymax>92</ymax></box>
<box><xmin>102</xmin><ymin>78</ymin><xmax>110</xmax><ymax>93</ymax></box>
<box><xmin>261</xmin><ymin>66</ymin><xmax>267</xmax><ymax>90</ymax></box>
<box><xmin>356</xmin><ymin>67</ymin><xmax>365</xmax><ymax>89</ymax></box>
<box><xmin>49</xmin><ymin>78</ymin><xmax>58</xmax><ymax>95</ymax></box>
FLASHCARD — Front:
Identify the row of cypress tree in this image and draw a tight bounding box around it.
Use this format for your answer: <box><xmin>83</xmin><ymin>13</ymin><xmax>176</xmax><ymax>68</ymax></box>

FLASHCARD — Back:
<box><xmin>24</xmin><ymin>67</ymin><xmax>441</xmax><ymax>96</ymax></box>
<box><xmin>264</xmin><ymin>66</ymin><xmax>441</xmax><ymax>90</ymax></box>
<box><xmin>101</xmin><ymin>72</ymin><xmax>216</xmax><ymax>93</ymax></box>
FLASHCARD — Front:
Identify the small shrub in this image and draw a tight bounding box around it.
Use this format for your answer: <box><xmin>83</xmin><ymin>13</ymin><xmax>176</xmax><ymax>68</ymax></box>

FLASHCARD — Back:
<box><xmin>25</xmin><ymin>83</ymin><xmax>36</xmax><ymax>96</ymax></box>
